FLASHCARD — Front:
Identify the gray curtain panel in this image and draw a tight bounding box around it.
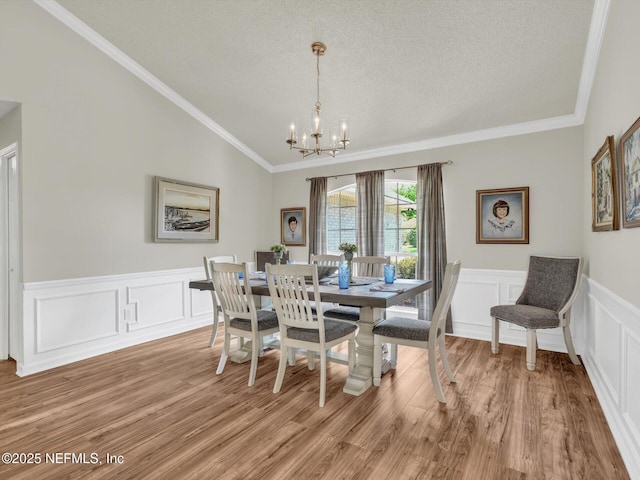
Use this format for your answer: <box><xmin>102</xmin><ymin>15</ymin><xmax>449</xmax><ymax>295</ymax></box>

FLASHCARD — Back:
<box><xmin>308</xmin><ymin>177</ymin><xmax>327</xmax><ymax>258</ymax></box>
<box><xmin>416</xmin><ymin>163</ymin><xmax>451</xmax><ymax>332</ymax></box>
<box><xmin>356</xmin><ymin>170</ymin><xmax>385</xmax><ymax>257</ymax></box>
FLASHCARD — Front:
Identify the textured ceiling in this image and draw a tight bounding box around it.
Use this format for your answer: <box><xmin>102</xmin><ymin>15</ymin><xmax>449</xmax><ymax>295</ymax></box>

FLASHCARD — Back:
<box><xmin>47</xmin><ymin>0</ymin><xmax>596</xmax><ymax>170</ymax></box>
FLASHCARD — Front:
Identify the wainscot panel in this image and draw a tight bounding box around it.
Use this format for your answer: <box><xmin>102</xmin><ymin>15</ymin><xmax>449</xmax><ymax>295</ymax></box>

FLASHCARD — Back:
<box><xmin>20</xmin><ymin>267</ymin><xmax>214</xmax><ymax>376</ymax></box>
<box><xmin>582</xmin><ymin>278</ymin><xmax>640</xmax><ymax>480</ymax></box>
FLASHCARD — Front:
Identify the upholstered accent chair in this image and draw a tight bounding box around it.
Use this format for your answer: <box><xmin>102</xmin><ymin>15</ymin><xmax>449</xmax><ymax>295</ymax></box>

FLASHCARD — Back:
<box><xmin>372</xmin><ymin>260</ymin><xmax>461</xmax><ymax>403</ymax></box>
<box><xmin>203</xmin><ymin>254</ymin><xmax>238</xmax><ymax>346</ymax></box>
<box><xmin>490</xmin><ymin>255</ymin><xmax>583</xmax><ymax>371</ymax></box>
<box><xmin>266</xmin><ymin>263</ymin><xmax>356</xmax><ymax>407</ymax></box>
<box><xmin>210</xmin><ymin>261</ymin><xmax>279</xmax><ymax>387</ymax></box>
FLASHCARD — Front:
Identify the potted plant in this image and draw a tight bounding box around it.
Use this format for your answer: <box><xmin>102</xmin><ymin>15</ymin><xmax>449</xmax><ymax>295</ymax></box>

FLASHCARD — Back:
<box><xmin>270</xmin><ymin>243</ymin><xmax>287</xmax><ymax>265</ymax></box>
<box><xmin>338</xmin><ymin>243</ymin><xmax>357</xmax><ymax>283</ymax></box>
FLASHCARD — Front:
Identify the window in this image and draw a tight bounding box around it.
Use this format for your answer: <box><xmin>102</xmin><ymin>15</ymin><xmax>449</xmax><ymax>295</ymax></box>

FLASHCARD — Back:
<box><xmin>327</xmin><ymin>180</ymin><xmax>417</xmax><ymax>279</ymax></box>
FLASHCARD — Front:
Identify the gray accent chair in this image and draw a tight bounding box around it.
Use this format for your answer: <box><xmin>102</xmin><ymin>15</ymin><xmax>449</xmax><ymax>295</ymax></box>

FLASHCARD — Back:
<box><xmin>372</xmin><ymin>260</ymin><xmax>461</xmax><ymax>403</ymax></box>
<box><xmin>211</xmin><ymin>261</ymin><xmax>279</xmax><ymax>387</ymax></box>
<box><xmin>266</xmin><ymin>263</ymin><xmax>356</xmax><ymax>407</ymax></box>
<box><xmin>490</xmin><ymin>255</ymin><xmax>583</xmax><ymax>371</ymax></box>
<box><xmin>203</xmin><ymin>254</ymin><xmax>238</xmax><ymax>346</ymax></box>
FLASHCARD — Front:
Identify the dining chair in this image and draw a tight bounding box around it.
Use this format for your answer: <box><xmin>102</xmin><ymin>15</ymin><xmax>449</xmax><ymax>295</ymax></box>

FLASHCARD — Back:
<box><xmin>211</xmin><ymin>261</ymin><xmax>279</xmax><ymax>387</ymax></box>
<box><xmin>310</xmin><ymin>253</ymin><xmax>344</xmax><ymax>266</ymax></box>
<box><xmin>372</xmin><ymin>260</ymin><xmax>461</xmax><ymax>403</ymax></box>
<box><xmin>323</xmin><ymin>255</ymin><xmax>391</xmax><ymax>323</ymax></box>
<box><xmin>490</xmin><ymin>255</ymin><xmax>583</xmax><ymax>371</ymax></box>
<box><xmin>266</xmin><ymin>263</ymin><xmax>356</xmax><ymax>407</ymax></box>
<box><xmin>203</xmin><ymin>254</ymin><xmax>238</xmax><ymax>347</ymax></box>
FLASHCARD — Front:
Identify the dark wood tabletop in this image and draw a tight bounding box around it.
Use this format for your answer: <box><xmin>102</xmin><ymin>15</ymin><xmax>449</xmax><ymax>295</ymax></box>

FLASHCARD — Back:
<box><xmin>189</xmin><ymin>276</ymin><xmax>432</xmax><ymax>309</ymax></box>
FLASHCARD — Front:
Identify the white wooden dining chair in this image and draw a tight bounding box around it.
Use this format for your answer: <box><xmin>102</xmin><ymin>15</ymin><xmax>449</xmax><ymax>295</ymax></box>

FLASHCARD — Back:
<box><xmin>266</xmin><ymin>263</ymin><xmax>356</xmax><ymax>407</ymax></box>
<box><xmin>203</xmin><ymin>254</ymin><xmax>238</xmax><ymax>347</ymax></box>
<box><xmin>323</xmin><ymin>255</ymin><xmax>391</xmax><ymax>323</ymax></box>
<box><xmin>372</xmin><ymin>260</ymin><xmax>461</xmax><ymax>403</ymax></box>
<box><xmin>310</xmin><ymin>253</ymin><xmax>344</xmax><ymax>266</ymax></box>
<box><xmin>211</xmin><ymin>261</ymin><xmax>279</xmax><ymax>387</ymax></box>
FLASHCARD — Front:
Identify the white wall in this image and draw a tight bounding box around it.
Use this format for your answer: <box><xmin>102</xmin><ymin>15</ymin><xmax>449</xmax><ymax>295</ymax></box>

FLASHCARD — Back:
<box><xmin>0</xmin><ymin>1</ymin><xmax>272</xmax><ymax>283</ymax></box>
<box><xmin>583</xmin><ymin>0</ymin><xmax>640</xmax><ymax>312</ymax></box>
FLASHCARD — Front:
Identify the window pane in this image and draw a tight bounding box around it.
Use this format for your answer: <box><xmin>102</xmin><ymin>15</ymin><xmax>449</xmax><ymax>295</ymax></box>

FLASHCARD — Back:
<box><xmin>340</xmin><ymin>188</ymin><xmax>356</xmax><ymax>207</ymax></box>
<box><xmin>327</xmin><ymin>230</ymin><xmax>340</xmax><ymax>252</ymax></box>
<box><xmin>341</xmin><ymin>230</ymin><xmax>356</xmax><ymax>245</ymax></box>
<box><xmin>385</xmin><ymin>230</ymin><xmax>398</xmax><ymax>253</ymax></box>
<box><xmin>340</xmin><ymin>206</ymin><xmax>356</xmax><ymax>229</ymax></box>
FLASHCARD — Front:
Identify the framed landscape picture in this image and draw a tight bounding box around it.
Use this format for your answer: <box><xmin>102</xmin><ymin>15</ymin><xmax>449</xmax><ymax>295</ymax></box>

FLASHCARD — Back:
<box><xmin>591</xmin><ymin>136</ymin><xmax>619</xmax><ymax>232</ymax></box>
<box><xmin>619</xmin><ymin>117</ymin><xmax>640</xmax><ymax>228</ymax></box>
<box><xmin>280</xmin><ymin>207</ymin><xmax>306</xmax><ymax>246</ymax></box>
<box><xmin>476</xmin><ymin>187</ymin><xmax>529</xmax><ymax>244</ymax></box>
<box><xmin>154</xmin><ymin>176</ymin><xmax>219</xmax><ymax>242</ymax></box>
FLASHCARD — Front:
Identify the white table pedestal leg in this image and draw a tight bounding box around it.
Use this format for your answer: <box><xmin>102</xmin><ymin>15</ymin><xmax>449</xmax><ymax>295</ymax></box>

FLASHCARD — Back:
<box><xmin>343</xmin><ymin>306</ymin><xmax>387</xmax><ymax>396</ymax></box>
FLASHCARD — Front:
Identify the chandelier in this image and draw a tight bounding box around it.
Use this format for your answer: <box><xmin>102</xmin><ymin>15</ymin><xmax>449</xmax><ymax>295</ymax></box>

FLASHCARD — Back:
<box><xmin>286</xmin><ymin>42</ymin><xmax>350</xmax><ymax>158</ymax></box>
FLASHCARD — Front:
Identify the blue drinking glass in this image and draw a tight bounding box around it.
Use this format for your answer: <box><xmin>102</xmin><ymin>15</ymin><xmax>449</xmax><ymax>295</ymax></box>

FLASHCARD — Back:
<box><xmin>338</xmin><ymin>261</ymin><xmax>350</xmax><ymax>289</ymax></box>
<box><xmin>384</xmin><ymin>264</ymin><xmax>395</xmax><ymax>284</ymax></box>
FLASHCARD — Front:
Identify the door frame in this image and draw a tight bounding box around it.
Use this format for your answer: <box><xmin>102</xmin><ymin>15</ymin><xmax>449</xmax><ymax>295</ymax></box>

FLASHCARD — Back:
<box><xmin>0</xmin><ymin>142</ymin><xmax>20</xmax><ymax>361</ymax></box>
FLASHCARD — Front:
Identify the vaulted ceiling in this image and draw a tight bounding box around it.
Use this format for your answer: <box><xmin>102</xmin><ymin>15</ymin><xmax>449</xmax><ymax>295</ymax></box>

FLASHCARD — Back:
<box><xmin>36</xmin><ymin>0</ymin><xmax>603</xmax><ymax>172</ymax></box>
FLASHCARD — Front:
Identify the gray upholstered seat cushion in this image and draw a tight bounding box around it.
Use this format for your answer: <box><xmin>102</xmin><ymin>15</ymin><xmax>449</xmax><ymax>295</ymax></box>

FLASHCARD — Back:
<box><xmin>490</xmin><ymin>304</ymin><xmax>560</xmax><ymax>329</ymax></box>
<box><xmin>229</xmin><ymin>309</ymin><xmax>278</xmax><ymax>331</ymax></box>
<box><xmin>517</xmin><ymin>256</ymin><xmax>580</xmax><ymax>312</ymax></box>
<box><xmin>322</xmin><ymin>305</ymin><xmax>361</xmax><ymax>322</ymax></box>
<box><xmin>287</xmin><ymin>319</ymin><xmax>357</xmax><ymax>343</ymax></box>
<box><xmin>308</xmin><ymin>301</ymin><xmax>338</xmax><ymax>314</ymax></box>
<box><xmin>372</xmin><ymin>317</ymin><xmax>431</xmax><ymax>341</ymax></box>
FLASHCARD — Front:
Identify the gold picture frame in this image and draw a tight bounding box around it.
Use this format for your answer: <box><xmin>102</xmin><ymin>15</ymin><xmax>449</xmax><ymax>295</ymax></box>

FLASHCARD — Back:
<box><xmin>619</xmin><ymin>117</ymin><xmax>640</xmax><ymax>228</ymax></box>
<box><xmin>591</xmin><ymin>136</ymin><xmax>619</xmax><ymax>232</ymax></box>
<box><xmin>476</xmin><ymin>187</ymin><xmax>529</xmax><ymax>244</ymax></box>
<box><xmin>280</xmin><ymin>207</ymin><xmax>306</xmax><ymax>246</ymax></box>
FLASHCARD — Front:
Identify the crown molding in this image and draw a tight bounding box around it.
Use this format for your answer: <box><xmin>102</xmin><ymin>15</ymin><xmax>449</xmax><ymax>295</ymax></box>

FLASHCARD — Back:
<box><xmin>272</xmin><ymin>114</ymin><xmax>582</xmax><ymax>173</ymax></box>
<box><xmin>574</xmin><ymin>0</ymin><xmax>611</xmax><ymax>123</ymax></box>
<box><xmin>33</xmin><ymin>0</ymin><xmax>273</xmax><ymax>173</ymax></box>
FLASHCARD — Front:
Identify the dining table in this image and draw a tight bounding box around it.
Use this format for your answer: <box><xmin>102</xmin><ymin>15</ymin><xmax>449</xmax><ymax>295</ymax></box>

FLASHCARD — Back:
<box><xmin>189</xmin><ymin>273</ymin><xmax>432</xmax><ymax>396</ymax></box>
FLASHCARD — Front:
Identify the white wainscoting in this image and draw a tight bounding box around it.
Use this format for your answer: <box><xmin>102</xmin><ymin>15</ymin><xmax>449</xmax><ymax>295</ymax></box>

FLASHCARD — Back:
<box><xmin>19</xmin><ymin>267</ymin><xmax>213</xmax><ymax>376</ymax></box>
<box><xmin>581</xmin><ymin>277</ymin><xmax>640</xmax><ymax>480</ymax></box>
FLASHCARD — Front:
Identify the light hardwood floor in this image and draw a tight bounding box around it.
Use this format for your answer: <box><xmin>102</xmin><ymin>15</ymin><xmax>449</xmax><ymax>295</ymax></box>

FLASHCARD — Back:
<box><xmin>0</xmin><ymin>326</ymin><xmax>629</xmax><ymax>480</ymax></box>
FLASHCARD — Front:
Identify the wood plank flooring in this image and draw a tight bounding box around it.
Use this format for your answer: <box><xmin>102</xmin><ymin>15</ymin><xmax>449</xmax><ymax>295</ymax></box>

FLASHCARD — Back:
<box><xmin>0</xmin><ymin>327</ymin><xmax>629</xmax><ymax>479</ymax></box>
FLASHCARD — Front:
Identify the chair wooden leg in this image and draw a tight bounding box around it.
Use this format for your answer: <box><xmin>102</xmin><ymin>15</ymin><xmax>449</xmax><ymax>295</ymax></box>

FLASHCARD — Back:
<box><xmin>208</xmin><ymin>312</ymin><xmax>220</xmax><ymax>347</ymax></box>
<box><xmin>307</xmin><ymin>351</ymin><xmax>315</xmax><ymax>370</ymax></box>
<box><xmin>287</xmin><ymin>347</ymin><xmax>296</xmax><ymax>366</ymax></box>
<box><xmin>319</xmin><ymin>349</ymin><xmax>327</xmax><ymax>408</ymax></box>
<box><xmin>439</xmin><ymin>335</ymin><xmax>455</xmax><ymax>382</ymax></box>
<box><xmin>563</xmin><ymin>325</ymin><xmax>582</xmax><ymax>366</ymax></box>
<box><xmin>526</xmin><ymin>329</ymin><xmax>537</xmax><ymax>371</ymax></box>
<box><xmin>248</xmin><ymin>335</ymin><xmax>259</xmax><ymax>387</ymax></box>
<box><xmin>216</xmin><ymin>330</ymin><xmax>230</xmax><ymax>375</ymax></box>
<box><xmin>491</xmin><ymin>317</ymin><xmax>500</xmax><ymax>354</ymax></box>
<box><xmin>273</xmin><ymin>346</ymin><xmax>288</xmax><ymax>394</ymax></box>
<box><xmin>428</xmin><ymin>347</ymin><xmax>446</xmax><ymax>403</ymax></box>
<box><xmin>373</xmin><ymin>335</ymin><xmax>382</xmax><ymax>387</ymax></box>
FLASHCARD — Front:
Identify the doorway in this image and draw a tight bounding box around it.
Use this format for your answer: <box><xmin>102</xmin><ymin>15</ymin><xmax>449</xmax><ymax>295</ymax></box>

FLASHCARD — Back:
<box><xmin>0</xmin><ymin>142</ymin><xmax>19</xmax><ymax>361</ymax></box>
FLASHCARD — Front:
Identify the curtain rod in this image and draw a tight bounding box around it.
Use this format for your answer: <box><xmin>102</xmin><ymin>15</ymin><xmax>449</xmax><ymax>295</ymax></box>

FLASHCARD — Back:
<box><xmin>304</xmin><ymin>160</ymin><xmax>453</xmax><ymax>181</ymax></box>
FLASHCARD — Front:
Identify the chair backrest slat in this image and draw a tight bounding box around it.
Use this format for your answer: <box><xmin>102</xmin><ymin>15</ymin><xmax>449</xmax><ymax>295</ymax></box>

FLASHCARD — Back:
<box><xmin>352</xmin><ymin>256</ymin><xmax>390</xmax><ymax>277</ymax></box>
<box><xmin>267</xmin><ymin>263</ymin><xmax>323</xmax><ymax>334</ymax></box>
<box><xmin>211</xmin><ymin>261</ymin><xmax>254</xmax><ymax>321</ymax></box>
<box><xmin>310</xmin><ymin>254</ymin><xmax>343</xmax><ymax>267</ymax></box>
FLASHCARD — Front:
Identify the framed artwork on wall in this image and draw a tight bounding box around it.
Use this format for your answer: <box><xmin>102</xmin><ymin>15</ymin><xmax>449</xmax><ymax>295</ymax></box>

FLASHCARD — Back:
<box><xmin>619</xmin><ymin>116</ymin><xmax>640</xmax><ymax>228</ymax></box>
<box><xmin>281</xmin><ymin>207</ymin><xmax>306</xmax><ymax>246</ymax></box>
<box><xmin>476</xmin><ymin>186</ymin><xmax>529</xmax><ymax>244</ymax></box>
<box><xmin>154</xmin><ymin>176</ymin><xmax>219</xmax><ymax>242</ymax></box>
<box><xmin>591</xmin><ymin>135</ymin><xmax>619</xmax><ymax>232</ymax></box>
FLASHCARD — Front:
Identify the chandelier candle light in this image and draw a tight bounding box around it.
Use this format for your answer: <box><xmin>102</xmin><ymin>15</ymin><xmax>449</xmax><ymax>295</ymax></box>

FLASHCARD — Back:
<box><xmin>286</xmin><ymin>42</ymin><xmax>350</xmax><ymax>158</ymax></box>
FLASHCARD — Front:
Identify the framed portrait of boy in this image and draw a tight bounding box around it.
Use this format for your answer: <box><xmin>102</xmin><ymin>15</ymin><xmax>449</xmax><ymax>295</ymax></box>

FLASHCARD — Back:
<box><xmin>281</xmin><ymin>207</ymin><xmax>306</xmax><ymax>246</ymax></box>
<box><xmin>476</xmin><ymin>187</ymin><xmax>529</xmax><ymax>244</ymax></box>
